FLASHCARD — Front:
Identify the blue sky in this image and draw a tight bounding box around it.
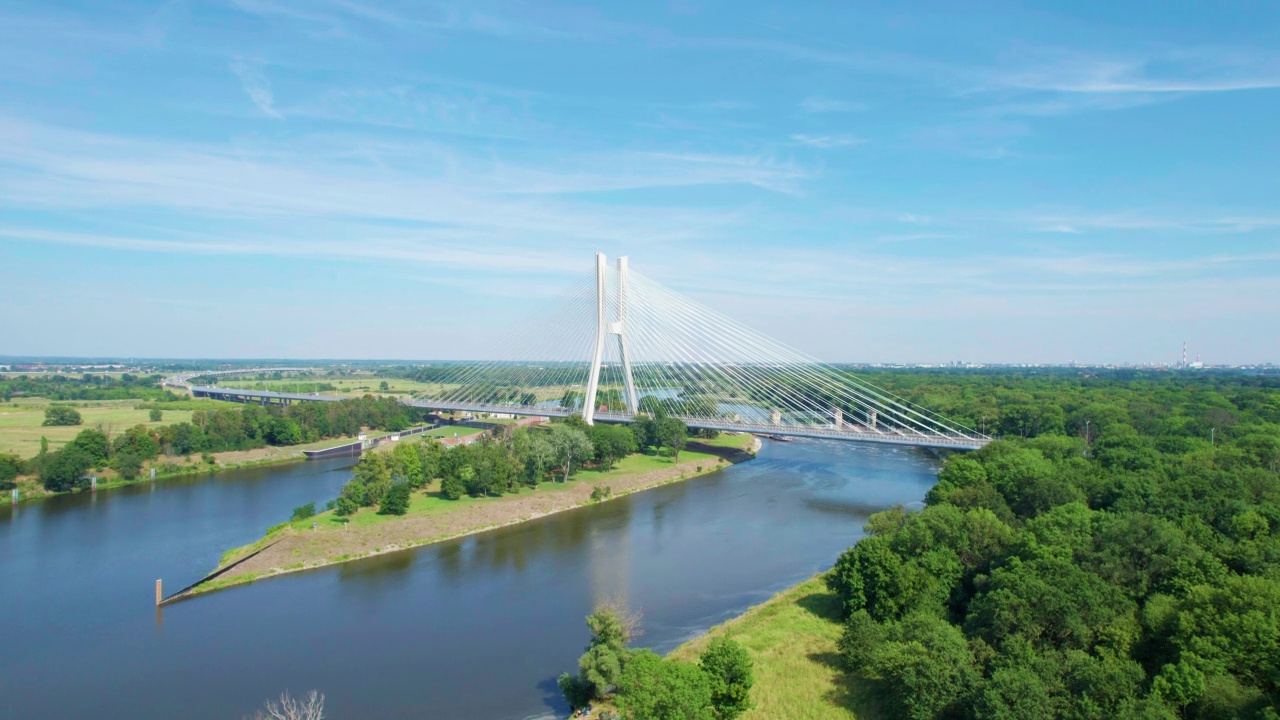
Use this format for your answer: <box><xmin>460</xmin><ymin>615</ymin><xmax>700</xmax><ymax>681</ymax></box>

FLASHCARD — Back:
<box><xmin>1</xmin><ymin>1</ymin><xmax>1278</xmax><ymax>363</ymax></box>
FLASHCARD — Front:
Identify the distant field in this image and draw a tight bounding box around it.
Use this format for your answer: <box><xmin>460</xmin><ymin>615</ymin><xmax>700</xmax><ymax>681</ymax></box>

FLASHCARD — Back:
<box><xmin>0</xmin><ymin>399</ymin><xmax>194</xmax><ymax>459</ymax></box>
<box><xmin>211</xmin><ymin>375</ymin><xmax>447</xmax><ymax>397</ymax></box>
<box><xmin>211</xmin><ymin>374</ymin><xmax>591</xmax><ymax>405</ymax></box>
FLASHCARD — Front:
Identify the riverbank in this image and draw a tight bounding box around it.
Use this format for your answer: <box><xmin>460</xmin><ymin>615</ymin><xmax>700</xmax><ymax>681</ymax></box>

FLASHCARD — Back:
<box><xmin>1</xmin><ymin>433</ymin><xmax>372</xmax><ymax>507</ymax></box>
<box><xmin>667</xmin><ymin>572</ymin><xmax>879</xmax><ymax>720</ymax></box>
<box><xmin>180</xmin><ymin>434</ymin><xmax>761</xmax><ymax>600</ymax></box>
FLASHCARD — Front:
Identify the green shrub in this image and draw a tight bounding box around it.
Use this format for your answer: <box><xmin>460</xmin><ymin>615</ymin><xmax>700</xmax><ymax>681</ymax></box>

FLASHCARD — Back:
<box><xmin>42</xmin><ymin>405</ymin><xmax>82</xmax><ymax>426</ymax></box>
<box><xmin>291</xmin><ymin>502</ymin><xmax>316</xmax><ymax>521</ymax></box>
<box><xmin>115</xmin><ymin>452</ymin><xmax>143</xmax><ymax>480</ymax></box>
<box><xmin>149</xmin><ymin>408</ymin><xmax>163</xmax><ymax>422</ymax></box>
<box><xmin>379</xmin><ymin>482</ymin><xmax>411</xmax><ymax>515</ymax></box>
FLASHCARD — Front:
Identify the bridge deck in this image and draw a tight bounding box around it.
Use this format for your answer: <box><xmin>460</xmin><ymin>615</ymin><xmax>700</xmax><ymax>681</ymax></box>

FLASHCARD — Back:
<box><xmin>405</xmin><ymin>399</ymin><xmax>990</xmax><ymax>451</ymax></box>
<box><xmin>190</xmin><ymin>386</ymin><xmax>346</xmax><ymax>403</ymax></box>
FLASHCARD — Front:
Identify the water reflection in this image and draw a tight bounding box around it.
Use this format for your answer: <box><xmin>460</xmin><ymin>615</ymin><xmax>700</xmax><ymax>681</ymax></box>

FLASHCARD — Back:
<box><xmin>0</xmin><ymin>439</ymin><xmax>939</xmax><ymax>720</ymax></box>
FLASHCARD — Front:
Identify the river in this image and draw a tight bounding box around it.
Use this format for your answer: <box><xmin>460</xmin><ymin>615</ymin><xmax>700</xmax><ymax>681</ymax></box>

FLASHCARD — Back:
<box><xmin>0</xmin><ymin>438</ymin><xmax>940</xmax><ymax>719</ymax></box>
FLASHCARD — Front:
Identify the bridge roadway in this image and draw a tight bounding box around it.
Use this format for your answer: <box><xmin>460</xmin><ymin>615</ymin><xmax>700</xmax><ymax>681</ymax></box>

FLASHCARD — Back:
<box><xmin>404</xmin><ymin>399</ymin><xmax>990</xmax><ymax>451</ymax></box>
<box><xmin>189</xmin><ymin>385</ymin><xmax>345</xmax><ymax>405</ymax></box>
<box><xmin>179</xmin><ymin>387</ymin><xmax>989</xmax><ymax>450</ymax></box>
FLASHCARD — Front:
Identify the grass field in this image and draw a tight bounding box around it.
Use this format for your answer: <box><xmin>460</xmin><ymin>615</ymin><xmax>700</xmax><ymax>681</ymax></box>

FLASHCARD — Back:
<box><xmin>0</xmin><ymin>399</ymin><xmax>194</xmax><ymax>458</ymax></box>
<box><xmin>420</xmin><ymin>425</ymin><xmax>487</xmax><ymax>439</ymax></box>
<box><xmin>668</xmin><ymin>574</ymin><xmax>880</xmax><ymax>720</ymax></box>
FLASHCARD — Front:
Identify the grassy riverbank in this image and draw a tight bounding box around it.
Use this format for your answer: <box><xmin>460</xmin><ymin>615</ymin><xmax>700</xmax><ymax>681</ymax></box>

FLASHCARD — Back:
<box><xmin>668</xmin><ymin>573</ymin><xmax>880</xmax><ymax>720</ymax></box>
<box><xmin>1</xmin><ymin>433</ymin><xmax>371</xmax><ymax>508</ymax></box>
<box><xmin>184</xmin><ymin>433</ymin><xmax>759</xmax><ymax>599</ymax></box>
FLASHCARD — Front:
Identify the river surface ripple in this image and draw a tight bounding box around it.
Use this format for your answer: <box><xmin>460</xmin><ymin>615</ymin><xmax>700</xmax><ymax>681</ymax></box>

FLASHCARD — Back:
<box><xmin>0</xmin><ymin>438</ymin><xmax>939</xmax><ymax>719</ymax></box>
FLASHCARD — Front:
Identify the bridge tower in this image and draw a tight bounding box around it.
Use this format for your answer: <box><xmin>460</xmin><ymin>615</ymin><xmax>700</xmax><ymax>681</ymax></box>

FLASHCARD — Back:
<box><xmin>583</xmin><ymin>253</ymin><xmax>639</xmax><ymax>424</ymax></box>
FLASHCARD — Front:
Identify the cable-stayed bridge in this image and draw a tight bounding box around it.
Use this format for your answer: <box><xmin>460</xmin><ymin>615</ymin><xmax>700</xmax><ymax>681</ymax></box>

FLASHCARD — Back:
<box><xmin>406</xmin><ymin>254</ymin><xmax>990</xmax><ymax>451</ymax></box>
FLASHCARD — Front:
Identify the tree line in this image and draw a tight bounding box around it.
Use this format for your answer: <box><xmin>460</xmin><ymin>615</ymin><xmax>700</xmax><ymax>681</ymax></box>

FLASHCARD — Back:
<box><xmin>823</xmin><ymin>372</ymin><xmax>1280</xmax><ymax>719</ymax></box>
<box><xmin>19</xmin><ymin>395</ymin><xmax>429</xmax><ymax>494</ymax></box>
<box><xmin>0</xmin><ymin>373</ymin><xmax>180</xmax><ymax>402</ymax></box>
<box><xmin>328</xmin><ymin>413</ymin><xmax>690</xmax><ymax>516</ymax></box>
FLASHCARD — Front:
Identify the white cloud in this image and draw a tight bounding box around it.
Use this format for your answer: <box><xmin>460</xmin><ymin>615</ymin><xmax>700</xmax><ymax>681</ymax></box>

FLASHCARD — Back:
<box><xmin>790</xmin><ymin>133</ymin><xmax>864</xmax><ymax>149</ymax></box>
<box><xmin>229</xmin><ymin>57</ymin><xmax>283</xmax><ymax>119</ymax></box>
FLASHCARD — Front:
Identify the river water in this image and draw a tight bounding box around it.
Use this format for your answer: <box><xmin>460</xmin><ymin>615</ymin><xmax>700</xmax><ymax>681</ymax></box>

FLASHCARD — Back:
<box><xmin>0</xmin><ymin>439</ymin><xmax>939</xmax><ymax>719</ymax></box>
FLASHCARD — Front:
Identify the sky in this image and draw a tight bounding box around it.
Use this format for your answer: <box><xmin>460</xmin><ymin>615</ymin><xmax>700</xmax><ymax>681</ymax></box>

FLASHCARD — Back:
<box><xmin>1</xmin><ymin>1</ymin><xmax>1279</xmax><ymax>364</ymax></box>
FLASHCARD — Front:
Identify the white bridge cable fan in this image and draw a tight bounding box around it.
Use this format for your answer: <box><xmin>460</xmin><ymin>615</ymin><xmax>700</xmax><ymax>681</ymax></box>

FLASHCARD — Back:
<box><xmin>411</xmin><ymin>254</ymin><xmax>988</xmax><ymax>448</ymax></box>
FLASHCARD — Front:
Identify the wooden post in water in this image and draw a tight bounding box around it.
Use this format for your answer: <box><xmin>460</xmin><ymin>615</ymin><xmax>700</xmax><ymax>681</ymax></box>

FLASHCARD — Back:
<box><xmin>155</xmin><ymin>579</ymin><xmax>162</xmax><ymax>606</ymax></box>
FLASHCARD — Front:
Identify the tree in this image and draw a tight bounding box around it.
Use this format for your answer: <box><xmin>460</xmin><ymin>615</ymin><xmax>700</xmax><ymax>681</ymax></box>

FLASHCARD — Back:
<box><xmin>549</xmin><ymin>424</ymin><xmax>594</xmax><ymax>482</ymax></box>
<box><xmin>39</xmin><ymin>448</ymin><xmax>93</xmax><ymax>492</ymax></box>
<box><xmin>379</xmin><ymin>481</ymin><xmax>411</xmax><ymax>515</ymax></box>
<box><xmin>593</xmin><ymin>423</ymin><xmax>638</xmax><ymax>470</ymax></box>
<box><xmin>249</xmin><ymin>690</ymin><xmax>325</xmax><ymax>720</ymax></box>
<box><xmin>114</xmin><ymin>451</ymin><xmax>143</xmax><ymax>480</ymax></box>
<box><xmin>291</xmin><ymin>502</ymin><xmax>316</xmax><ymax>521</ymax></box>
<box><xmin>658</xmin><ymin>417</ymin><xmax>688</xmax><ymax>460</ymax></box>
<box><xmin>389</xmin><ymin>442</ymin><xmax>425</xmax><ymax>487</ymax></box>
<box><xmin>441</xmin><ymin>469</ymin><xmax>468</xmax><ymax>500</ymax></box>
<box><xmin>42</xmin><ymin>405</ymin><xmax>82</xmax><ymax>426</ymax></box>
<box><xmin>699</xmin><ymin>637</ymin><xmax>754</xmax><ymax>719</ymax></box>
<box><xmin>68</xmin><ymin>428</ymin><xmax>110</xmax><ymax>465</ymax></box>
<box><xmin>0</xmin><ymin>452</ymin><xmax>24</xmax><ymax>489</ymax></box>
<box><xmin>616</xmin><ymin>650</ymin><xmax>714</xmax><ymax>720</ymax></box>
<box><xmin>149</xmin><ymin>408</ymin><xmax>163</xmax><ymax>422</ymax></box>
<box><xmin>351</xmin><ymin>452</ymin><xmax>391</xmax><ymax>506</ymax></box>
<box><xmin>559</xmin><ymin>603</ymin><xmax>641</xmax><ymax>708</ymax></box>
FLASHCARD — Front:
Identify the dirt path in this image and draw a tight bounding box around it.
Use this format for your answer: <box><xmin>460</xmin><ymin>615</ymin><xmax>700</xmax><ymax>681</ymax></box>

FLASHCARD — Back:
<box><xmin>190</xmin><ymin>437</ymin><xmax>759</xmax><ymax>597</ymax></box>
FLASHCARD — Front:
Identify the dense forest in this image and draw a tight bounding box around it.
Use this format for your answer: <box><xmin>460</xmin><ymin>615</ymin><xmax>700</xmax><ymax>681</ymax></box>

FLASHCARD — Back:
<box><xmin>825</xmin><ymin>372</ymin><xmax>1280</xmax><ymax>719</ymax></box>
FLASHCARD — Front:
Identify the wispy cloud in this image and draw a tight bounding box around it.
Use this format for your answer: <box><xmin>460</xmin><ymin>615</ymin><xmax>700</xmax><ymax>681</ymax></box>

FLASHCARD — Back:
<box><xmin>229</xmin><ymin>57</ymin><xmax>283</xmax><ymax>119</ymax></box>
<box><xmin>800</xmin><ymin>97</ymin><xmax>863</xmax><ymax>113</ymax></box>
<box><xmin>790</xmin><ymin>133</ymin><xmax>865</xmax><ymax>149</ymax></box>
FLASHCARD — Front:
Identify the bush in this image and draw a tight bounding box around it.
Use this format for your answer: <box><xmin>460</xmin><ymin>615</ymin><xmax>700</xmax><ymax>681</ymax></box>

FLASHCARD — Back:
<box><xmin>441</xmin><ymin>474</ymin><xmax>466</xmax><ymax>500</ymax></box>
<box><xmin>0</xmin><ymin>452</ymin><xmax>24</xmax><ymax>489</ymax></box>
<box><xmin>149</xmin><ymin>408</ymin><xmax>163</xmax><ymax>422</ymax></box>
<box><xmin>291</xmin><ymin>502</ymin><xmax>316</xmax><ymax>521</ymax></box>
<box><xmin>42</xmin><ymin>405</ymin><xmax>82</xmax><ymax>426</ymax></box>
<box><xmin>115</xmin><ymin>452</ymin><xmax>143</xmax><ymax>480</ymax></box>
<box><xmin>379</xmin><ymin>482</ymin><xmax>411</xmax><ymax>515</ymax></box>
<box><xmin>700</xmin><ymin>637</ymin><xmax>754</xmax><ymax>719</ymax></box>
<box><xmin>591</xmin><ymin>485</ymin><xmax>613</xmax><ymax>502</ymax></box>
<box><xmin>40</xmin><ymin>448</ymin><xmax>93</xmax><ymax>492</ymax></box>
<box><xmin>201</xmin><ymin>452</ymin><xmax>215</xmax><ymax>465</ymax></box>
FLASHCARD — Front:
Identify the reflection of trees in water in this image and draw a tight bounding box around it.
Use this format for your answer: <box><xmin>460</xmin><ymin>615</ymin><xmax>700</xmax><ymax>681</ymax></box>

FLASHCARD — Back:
<box><xmin>336</xmin><ymin>548</ymin><xmax>416</xmax><ymax>597</ymax></box>
<box><xmin>420</xmin><ymin>500</ymin><xmax>636</xmax><ymax>596</ymax></box>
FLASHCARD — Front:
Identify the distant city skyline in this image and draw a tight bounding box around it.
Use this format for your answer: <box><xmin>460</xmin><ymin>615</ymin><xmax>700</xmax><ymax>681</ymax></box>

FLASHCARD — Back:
<box><xmin>1</xmin><ymin>2</ymin><xmax>1278</xmax><ymax>363</ymax></box>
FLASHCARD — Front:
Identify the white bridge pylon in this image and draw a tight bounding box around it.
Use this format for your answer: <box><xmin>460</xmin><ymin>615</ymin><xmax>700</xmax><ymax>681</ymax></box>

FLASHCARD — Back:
<box><xmin>409</xmin><ymin>253</ymin><xmax>991</xmax><ymax>451</ymax></box>
<box><xmin>584</xmin><ymin>253</ymin><xmax>638</xmax><ymax>424</ymax></box>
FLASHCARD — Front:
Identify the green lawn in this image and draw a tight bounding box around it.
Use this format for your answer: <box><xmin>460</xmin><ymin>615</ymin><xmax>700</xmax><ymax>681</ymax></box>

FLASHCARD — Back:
<box><xmin>0</xmin><ymin>399</ymin><xmax>193</xmax><ymax>458</ymax></box>
<box><xmin>419</xmin><ymin>425</ymin><xmax>487</xmax><ymax>439</ymax></box>
<box><xmin>669</xmin><ymin>574</ymin><xmax>880</xmax><ymax>720</ymax></box>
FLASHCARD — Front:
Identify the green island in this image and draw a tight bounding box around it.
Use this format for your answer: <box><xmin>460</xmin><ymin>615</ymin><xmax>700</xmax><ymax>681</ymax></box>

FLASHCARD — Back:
<box><xmin>550</xmin><ymin>370</ymin><xmax>1280</xmax><ymax>720</ymax></box>
<box><xmin>181</xmin><ymin>414</ymin><xmax>758</xmax><ymax>598</ymax></box>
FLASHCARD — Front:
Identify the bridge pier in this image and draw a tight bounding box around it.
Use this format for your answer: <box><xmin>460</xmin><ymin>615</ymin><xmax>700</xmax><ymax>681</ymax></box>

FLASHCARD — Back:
<box><xmin>832</xmin><ymin>407</ymin><xmax>843</xmax><ymax>429</ymax></box>
<box><xmin>770</xmin><ymin>409</ymin><xmax>781</xmax><ymax>425</ymax></box>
